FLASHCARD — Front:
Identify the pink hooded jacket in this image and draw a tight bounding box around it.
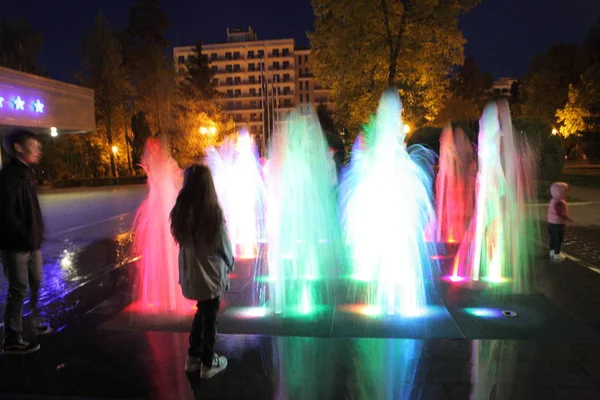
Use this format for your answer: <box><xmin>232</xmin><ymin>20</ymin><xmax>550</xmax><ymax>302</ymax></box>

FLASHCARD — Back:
<box><xmin>547</xmin><ymin>182</ymin><xmax>569</xmax><ymax>224</ymax></box>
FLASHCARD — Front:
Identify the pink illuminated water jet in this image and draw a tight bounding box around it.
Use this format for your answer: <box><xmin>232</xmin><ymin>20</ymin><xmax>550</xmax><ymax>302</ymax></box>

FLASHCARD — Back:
<box><xmin>132</xmin><ymin>138</ymin><xmax>193</xmax><ymax>311</ymax></box>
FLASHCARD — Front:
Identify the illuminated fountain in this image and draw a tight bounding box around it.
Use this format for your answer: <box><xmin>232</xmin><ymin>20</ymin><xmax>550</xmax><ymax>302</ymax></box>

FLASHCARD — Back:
<box><xmin>132</xmin><ymin>138</ymin><xmax>190</xmax><ymax>311</ymax></box>
<box><xmin>265</xmin><ymin>107</ymin><xmax>344</xmax><ymax>316</ymax></box>
<box><xmin>436</xmin><ymin>124</ymin><xmax>476</xmax><ymax>245</ymax></box>
<box><xmin>206</xmin><ymin>131</ymin><xmax>266</xmax><ymax>259</ymax></box>
<box><xmin>340</xmin><ymin>90</ymin><xmax>438</xmax><ymax>316</ymax></box>
<box><xmin>451</xmin><ymin>99</ymin><xmax>537</xmax><ymax>291</ymax></box>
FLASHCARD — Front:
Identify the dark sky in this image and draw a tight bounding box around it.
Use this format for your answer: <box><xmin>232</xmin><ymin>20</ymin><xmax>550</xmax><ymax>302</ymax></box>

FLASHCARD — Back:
<box><xmin>2</xmin><ymin>0</ymin><xmax>599</xmax><ymax>82</ymax></box>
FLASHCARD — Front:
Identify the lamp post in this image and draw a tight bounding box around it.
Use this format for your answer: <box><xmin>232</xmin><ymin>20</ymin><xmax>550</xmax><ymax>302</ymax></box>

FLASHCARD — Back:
<box><xmin>111</xmin><ymin>146</ymin><xmax>119</xmax><ymax>179</ymax></box>
<box><xmin>199</xmin><ymin>126</ymin><xmax>218</xmax><ymax>135</ymax></box>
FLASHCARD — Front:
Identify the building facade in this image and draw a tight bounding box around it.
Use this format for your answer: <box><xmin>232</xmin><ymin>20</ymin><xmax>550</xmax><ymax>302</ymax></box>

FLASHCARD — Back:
<box><xmin>173</xmin><ymin>27</ymin><xmax>332</xmax><ymax>146</ymax></box>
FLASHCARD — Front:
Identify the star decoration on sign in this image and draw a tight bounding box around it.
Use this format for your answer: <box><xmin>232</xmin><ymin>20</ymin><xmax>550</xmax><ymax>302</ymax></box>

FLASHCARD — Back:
<box><xmin>33</xmin><ymin>99</ymin><xmax>44</xmax><ymax>113</ymax></box>
<box><xmin>0</xmin><ymin>97</ymin><xmax>4</xmax><ymax>107</ymax></box>
<box><xmin>13</xmin><ymin>96</ymin><xmax>25</xmax><ymax>110</ymax></box>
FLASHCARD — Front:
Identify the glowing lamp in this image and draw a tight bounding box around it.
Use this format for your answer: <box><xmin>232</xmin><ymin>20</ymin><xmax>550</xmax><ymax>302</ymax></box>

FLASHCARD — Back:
<box><xmin>50</xmin><ymin>127</ymin><xmax>58</xmax><ymax>137</ymax></box>
<box><xmin>200</xmin><ymin>127</ymin><xmax>208</xmax><ymax>134</ymax></box>
<box><xmin>209</xmin><ymin>126</ymin><xmax>217</xmax><ymax>135</ymax></box>
<box><xmin>112</xmin><ymin>146</ymin><xmax>118</xmax><ymax>155</ymax></box>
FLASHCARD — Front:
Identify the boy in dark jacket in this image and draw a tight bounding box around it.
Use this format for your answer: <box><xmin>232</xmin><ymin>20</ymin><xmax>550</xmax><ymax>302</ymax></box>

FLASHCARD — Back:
<box><xmin>0</xmin><ymin>129</ymin><xmax>50</xmax><ymax>355</ymax></box>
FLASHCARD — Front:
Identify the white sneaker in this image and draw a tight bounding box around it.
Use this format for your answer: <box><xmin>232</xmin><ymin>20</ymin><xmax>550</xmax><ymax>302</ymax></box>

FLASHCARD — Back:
<box><xmin>550</xmin><ymin>250</ymin><xmax>555</xmax><ymax>259</ymax></box>
<box><xmin>200</xmin><ymin>354</ymin><xmax>228</xmax><ymax>379</ymax></box>
<box><xmin>184</xmin><ymin>355</ymin><xmax>202</xmax><ymax>372</ymax></box>
<box><xmin>553</xmin><ymin>253</ymin><xmax>566</xmax><ymax>262</ymax></box>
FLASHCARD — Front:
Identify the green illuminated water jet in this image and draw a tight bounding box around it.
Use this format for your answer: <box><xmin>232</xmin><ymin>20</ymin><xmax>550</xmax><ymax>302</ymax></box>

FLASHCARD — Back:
<box><xmin>265</xmin><ymin>107</ymin><xmax>344</xmax><ymax>316</ymax></box>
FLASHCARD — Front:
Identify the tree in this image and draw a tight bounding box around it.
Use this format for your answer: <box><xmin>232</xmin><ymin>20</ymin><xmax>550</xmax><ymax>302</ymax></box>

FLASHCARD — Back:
<box><xmin>556</xmin><ymin>64</ymin><xmax>600</xmax><ymax>137</ymax></box>
<box><xmin>80</xmin><ymin>13</ymin><xmax>133</xmax><ymax>177</ymax></box>
<box><xmin>179</xmin><ymin>40</ymin><xmax>216</xmax><ymax>101</ymax></box>
<box><xmin>316</xmin><ymin>102</ymin><xmax>336</xmax><ymax>134</ymax></box>
<box><xmin>583</xmin><ymin>14</ymin><xmax>600</xmax><ymax>65</ymax></box>
<box><xmin>130</xmin><ymin>111</ymin><xmax>152</xmax><ymax>169</ymax></box>
<box><xmin>433</xmin><ymin>96</ymin><xmax>480</xmax><ymax>126</ymax></box>
<box><xmin>124</xmin><ymin>0</ymin><xmax>172</xmax><ymax>135</ymax></box>
<box><xmin>450</xmin><ymin>56</ymin><xmax>493</xmax><ymax>103</ymax></box>
<box><xmin>0</xmin><ymin>18</ymin><xmax>43</xmax><ymax>74</ymax></box>
<box><xmin>309</xmin><ymin>0</ymin><xmax>480</xmax><ymax>136</ymax></box>
<box><xmin>521</xmin><ymin>44</ymin><xmax>588</xmax><ymax>125</ymax></box>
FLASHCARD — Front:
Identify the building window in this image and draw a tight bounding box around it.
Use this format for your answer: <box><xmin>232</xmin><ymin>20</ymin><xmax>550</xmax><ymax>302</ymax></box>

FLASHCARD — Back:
<box><xmin>233</xmin><ymin>51</ymin><xmax>240</xmax><ymax>59</ymax></box>
<box><xmin>250</xmin><ymin>101</ymin><xmax>257</xmax><ymax>109</ymax></box>
<box><xmin>299</xmin><ymin>70</ymin><xmax>303</xmax><ymax>77</ymax></box>
<box><xmin>249</xmin><ymin>63</ymin><xmax>255</xmax><ymax>71</ymax></box>
<box><xmin>249</xmin><ymin>76</ymin><xmax>256</xmax><ymax>84</ymax></box>
<box><xmin>283</xmin><ymin>48</ymin><xmax>290</xmax><ymax>56</ymax></box>
<box><xmin>305</xmin><ymin>81</ymin><xmax>309</xmax><ymax>90</ymax></box>
<box><xmin>187</xmin><ymin>55</ymin><xmax>193</xmax><ymax>62</ymax></box>
<box><xmin>211</xmin><ymin>53</ymin><xmax>217</xmax><ymax>60</ymax></box>
<box><xmin>258</xmin><ymin>49</ymin><xmax>264</xmax><ymax>57</ymax></box>
<box><xmin>283</xmin><ymin>73</ymin><xmax>290</xmax><ymax>82</ymax></box>
<box><xmin>226</xmin><ymin>77</ymin><xmax>233</xmax><ymax>85</ymax></box>
<box><xmin>234</xmin><ymin>77</ymin><xmax>241</xmax><ymax>84</ymax></box>
<box><xmin>250</xmin><ymin>88</ymin><xmax>257</xmax><ymax>96</ymax></box>
<box><xmin>283</xmin><ymin>86</ymin><xmax>290</xmax><ymax>95</ymax></box>
<box><xmin>235</xmin><ymin>101</ymin><xmax>242</xmax><ymax>109</ymax></box>
<box><xmin>273</xmin><ymin>49</ymin><xmax>280</xmax><ymax>57</ymax></box>
<box><xmin>225</xmin><ymin>52</ymin><xmax>232</xmax><ymax>60</ymax></box>
<box><xmin>248</xmin><ymin>50</ymin><xmax>255</xmax><ymax>59</ymax></box>
<box><xmin>211</xmin><ymin>66</ymin><xmax>218</xmax><ymax>73</ymax></box>
<box><xmin>234</xmin><ymin>64</ymin><xmax>241</xmax><ymax>72</ymax></box>
<box><xmin>304</xmin><ymin>55</ymin><xmax>308</xmax><ymax>63</ymax></box>
<box><xmin>282</xmin><ymin>61</ymin><xmax>290</xmax><ymax>69</ymax></box>
<box><xmin>304</xmin><ymin>67</ymin><xmax>309</xmax><ymax>75</ymax></box>
<box><xmin>235</xmin><ymin>89</ymin><xmax>241</xmax><ymax>97</ymax></box>
<box><xmin>202</xmin><ymin>54</ymin><xmax>209</xmax><ymax>62</ymax></box>
<box><xmin>298</xmin><ymin>56</ymin><xmax>302</xmax><ymax>65</ymax></box>
<box><xmin>177</xmin><ymin>55</ymin><xmax>185</xmax><ymax>64</ymax></box>
<box><xmin>306</xmin><ymin>94</ymin><xmax>310</xmax><ymax>103</ymax></box>
<box><xmin>226</xmin><ymin>64</ymin><xmax>232</xmax><ymax>72</ymax></box>
<box><xmin>284</xmin><ymin>99</ymin><xmax>292</xmax><ymax>107</ymax></box>
<box><xmin>300</xmin><ymin>94</ymin><xmax>304</xmax><ymax>103</ymax></box>
<box><xmin>227</xmin><ymin>101</ymin><xmax>233</xmax><ymax>110</ymax></box>
<box><xmin>227</xmin><ymin>89</ymin><xmax>233</xmax><ymax>97</ymax></box>
<box><xmin>273</xmin><ymin>62</ymin><xmax>280</xmax><ymax>70</ymax></box>
<box><xmin>250</xmin><ymin>112</ymin><xmax>257</xmax><ymax>120</ymax></box>
<box><xmin>212</xmin><ymin>78</ymin><xmax>218</xmax><ymax>86</ymax></box>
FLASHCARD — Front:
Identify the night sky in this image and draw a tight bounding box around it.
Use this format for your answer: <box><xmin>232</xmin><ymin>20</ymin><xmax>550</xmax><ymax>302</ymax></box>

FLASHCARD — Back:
<box><xmin>2</xmin><ymin>0</ymin><xmax>599</xmax><ymax>82</ymax></box>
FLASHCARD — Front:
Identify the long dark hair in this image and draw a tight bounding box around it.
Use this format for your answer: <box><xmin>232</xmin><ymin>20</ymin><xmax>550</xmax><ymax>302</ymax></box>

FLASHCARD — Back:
<box><xmin>170</xmin><ymin>164</ymin><xmax>224</xmax><ymax>247</ymax></box>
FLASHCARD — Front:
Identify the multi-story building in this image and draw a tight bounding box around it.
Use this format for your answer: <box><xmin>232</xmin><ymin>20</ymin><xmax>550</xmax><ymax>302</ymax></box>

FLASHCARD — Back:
<box><xmin>173</xmin><ymin>27</ymin><xmax>333</xmax><ymax>149</ymax></box>
<box><xmin>490</xmin><ymin>77</ymin><xmax>520</xmax><ymax>97</ymax></box>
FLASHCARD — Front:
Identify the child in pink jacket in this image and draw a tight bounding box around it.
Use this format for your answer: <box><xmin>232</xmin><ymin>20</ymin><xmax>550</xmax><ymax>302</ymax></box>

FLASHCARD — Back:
<box><xmin>547</xmin><ymin>182</ymin><xmax>573</xmax><ymax>262</ymax></box>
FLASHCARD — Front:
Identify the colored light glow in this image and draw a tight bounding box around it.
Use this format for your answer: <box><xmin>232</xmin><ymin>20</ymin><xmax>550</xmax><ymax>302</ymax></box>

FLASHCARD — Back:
<box><xmin>265</xmin><ymin>106</ymin><xmax>343</xmax><ymax>316</ymax></box>
<box><xmin>444</xmin><ymin>275</ymin><xmax>467</xmax><ymax>283</ymax></box>
<box><xmin>436</xmin><ymin>124</ymin><xmax>475</xmax><ymax>245</ymax></box>
<box><xmin>13</xmin><ymin>96</ymin><xmax>25</xmax><ymax>110</ymax></box>
<box><xmin>230</xmin><ymin>307</ymin><xmax>271</xmax><ymax>319</ymax></box>
<box><xmin>132</xmin><ymin>139</ymin><xmax>193</xmax><ymax>311</ymax></box>
<box><xmin>340</xmin><ymin>91</ymin><xmax>438</xmax><ymax>315</ymax></box>
<box><xmin>207</xmin><ymin>131</ymin><xmax>266</xmax><ymax>261</ymax></box>
<box><xmin>464</xmin><ymin>308</ymin><xmax>503</xmax><ymax>318</ymax></box>
<box><xmin>33</xmin><ymin>99</ymin><xmax>44</xmax><ymax>113</ymax></box>
<box><xmin>452</xmin><ymin>100</ymin><xmax>537</xmax><ymax>293</ymax></box>
<box><xmin>0</xmin><ymin>97</ymin><xmax>4</xmax><ymax>107</ymax></box>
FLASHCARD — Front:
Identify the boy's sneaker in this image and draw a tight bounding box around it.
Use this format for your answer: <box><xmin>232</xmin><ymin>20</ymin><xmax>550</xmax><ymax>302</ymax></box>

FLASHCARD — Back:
<box><xmin>549</xmin><ymin>250</ymin><xmax>555</xmax><ymax>259</ymax></box>
<box><xmin>2</xmin><ymin>339</ymin><xmax>40</xmax><ymax>355</ymax></box>
<box><xmin>35</xmin><ymin>323</ymin><xmax>52</xmax><ymax>336</ymax></box>
<box><xmin>200</xmin><ymin>354</ymin><xmax>228</xmax><ymax>379</ymax></box>
<box><xmin>185</xmin><ymin>355</ymin><xmax>202</xmax><ymax>372</ymax></box>
<box><xmin>553</xmin><ymin>253</ymin><xmax>567</xmax><ymax>262</ymax></box>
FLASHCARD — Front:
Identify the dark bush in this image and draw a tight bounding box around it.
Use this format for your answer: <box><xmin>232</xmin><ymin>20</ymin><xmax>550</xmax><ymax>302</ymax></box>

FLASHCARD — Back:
<box><xmin>582</xmin><ymin>132</ymin><xmax>600</xmax><ymax>164</ymax></box>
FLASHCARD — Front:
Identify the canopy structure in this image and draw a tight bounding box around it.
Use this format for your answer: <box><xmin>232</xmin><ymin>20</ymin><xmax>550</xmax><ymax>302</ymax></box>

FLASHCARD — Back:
<box><xmin>0</xmin><ymin>66</ymin><xmax>95</xmax><ymax>137</ymax></box>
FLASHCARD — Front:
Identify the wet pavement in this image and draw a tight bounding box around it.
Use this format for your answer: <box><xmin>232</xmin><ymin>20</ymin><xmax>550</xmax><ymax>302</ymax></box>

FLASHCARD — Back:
<box><xmin>2</xmin><ymin>186</ymin><xmax>600</xmax><ymax>398</ymax></box>
<box><xmin>0</xmin><ymin>243</ymin><xmax>600</xmax><ymax>399</ymax></box>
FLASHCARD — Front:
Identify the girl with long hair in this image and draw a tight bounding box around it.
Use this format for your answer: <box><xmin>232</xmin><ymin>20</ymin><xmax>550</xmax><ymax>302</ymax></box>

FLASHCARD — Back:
<box><xmin>171</xmin><ymin>164</ymin><xmax>234</xmax><ymax>379</ymax></box>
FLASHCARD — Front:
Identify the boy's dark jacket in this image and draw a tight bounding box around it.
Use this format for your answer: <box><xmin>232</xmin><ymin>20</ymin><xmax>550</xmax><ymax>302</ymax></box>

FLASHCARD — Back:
<box><xmin>0</xmin><ymin>157</ymin><xmax>44</xmax><ymax>251</ymax></box>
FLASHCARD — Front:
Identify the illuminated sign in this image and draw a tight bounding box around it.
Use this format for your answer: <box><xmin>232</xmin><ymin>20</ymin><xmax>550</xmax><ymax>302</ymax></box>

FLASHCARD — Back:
<box><xmin>0</xmin><ymin>94</ymin><xmax>44</xmax><ymax>113</ymax></box>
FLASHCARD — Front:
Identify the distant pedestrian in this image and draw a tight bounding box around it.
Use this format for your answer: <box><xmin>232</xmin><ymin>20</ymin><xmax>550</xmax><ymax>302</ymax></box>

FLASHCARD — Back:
<box><xmin>0</xmin><ymin>128</ymin><xmax>51</xmax><ymax>356</ymax></box>
<box><xmin>547</xmin><ymin>182</ymin><xmax>573</xmax><ymax>262</ymax></box>
<box><xmin>170</xmin><ymin>164</ymin><xmax>234</xmax><ymax>379</ymax></box>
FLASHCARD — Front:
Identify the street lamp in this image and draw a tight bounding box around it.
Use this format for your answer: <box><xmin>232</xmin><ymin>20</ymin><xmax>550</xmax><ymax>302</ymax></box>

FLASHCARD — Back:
<box><xmin>404</xmin><ymin>124</ymin><xmax>411</xmax><ymax>134</ymax></box>
<box><xmin>112</xmin><ymin>145</ymin><xmax>118</xmax><ymax>155</ymax></box>
<box><xmin>50</xmin><ymin>127</ymin><xmax>58</xmax><ymax>137</ymax></box>
<box><xmin>200</xmin><ymin>126</ymin><xmax>218</xmax><ymax>135</ymax></box>
<box><xmin>552</xmin><ymin>128</ymin><xmax>558</xmax><ymax>136</ymax></box>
